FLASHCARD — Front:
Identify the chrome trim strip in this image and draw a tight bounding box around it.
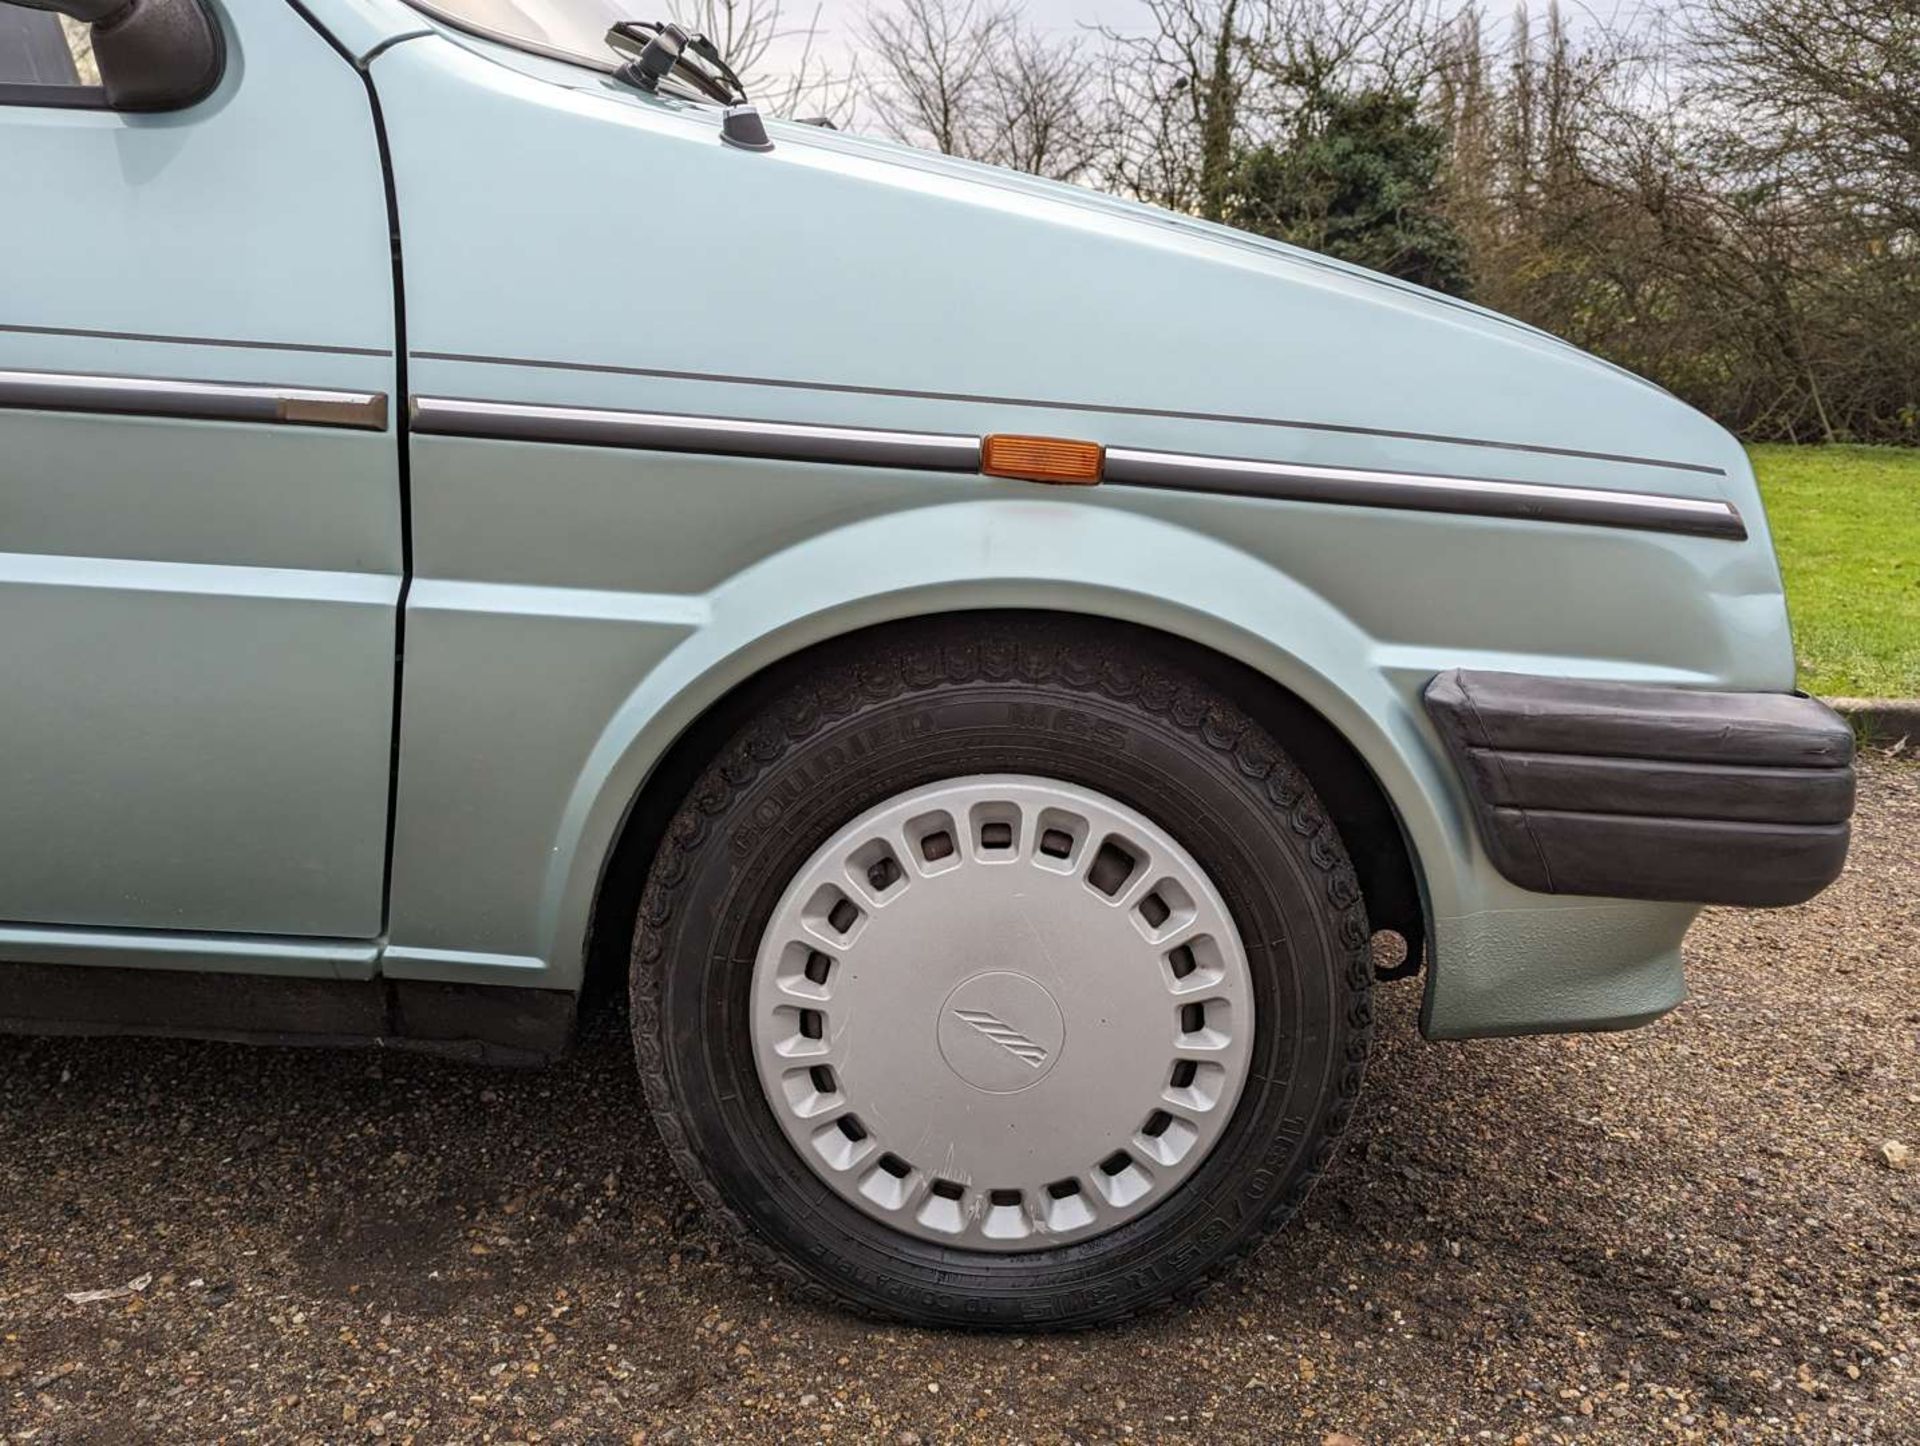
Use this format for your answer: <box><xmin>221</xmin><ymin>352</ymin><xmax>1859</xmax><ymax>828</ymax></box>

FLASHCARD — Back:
<box><xmin>412</xmin><ymin>348</ymin><xmax>1725</xmax><ymax>476</ymax></box>
<box><xmin>410</xmin><ymin>396</ymin><xmax>982</xmax><ymax>472</ymax></box>
<box><xmin>1102</xmin><ymin>447</ymin><xmax>1747</xmax><ymax>540</ymax></box>
<box><xmin>409</xmin><ymin>395</ymin><xmax>1744</xmax><ymax>541</ymax></box>
<box><xmin>0</xmin><ymin>369</ymin><xmax>389</xmax><ymax>431</ymax></box>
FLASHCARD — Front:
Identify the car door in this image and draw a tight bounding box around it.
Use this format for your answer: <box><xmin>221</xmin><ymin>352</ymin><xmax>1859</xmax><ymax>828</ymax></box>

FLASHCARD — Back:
<box><xmin>0</xmin><ymin>0</ymin><xmax>401</xmax><ymax>939</ymax></box>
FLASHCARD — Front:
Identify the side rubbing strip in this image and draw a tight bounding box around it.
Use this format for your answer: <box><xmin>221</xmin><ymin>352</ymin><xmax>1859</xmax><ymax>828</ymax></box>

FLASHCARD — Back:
<box><xmin>0</xmin><ymin>369</ymin><xmax>388</xmax><ymax>431</ymax></box>
<box><xmin>410</xmin><ymin>397</ymin><xmax>981</xmax><ymax>472</ymax></box>
<box><xmin>404</xmin><ymin>396</ymin><xmax>1745</xmax><ymax>541</ymax></box>
<box><xmin>1102</xmin><ymin>447</ymin><xmax>1746</xmax><ymax>540</ymax></box>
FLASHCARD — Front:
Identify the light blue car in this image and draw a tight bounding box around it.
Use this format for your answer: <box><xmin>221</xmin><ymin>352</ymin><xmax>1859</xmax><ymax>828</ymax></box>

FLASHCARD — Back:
<box><xmin>0</xmin><ymin>0</ymin><xmax>1855</xmax><ymax>1325</ymax></box>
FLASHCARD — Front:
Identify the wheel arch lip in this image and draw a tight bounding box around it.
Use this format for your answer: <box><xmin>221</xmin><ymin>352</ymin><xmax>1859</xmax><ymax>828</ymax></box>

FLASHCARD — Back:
<box><xmin>532</xmin><ymin>500</ymin><xmax>1466</xmax><ymax>997</ymax></box>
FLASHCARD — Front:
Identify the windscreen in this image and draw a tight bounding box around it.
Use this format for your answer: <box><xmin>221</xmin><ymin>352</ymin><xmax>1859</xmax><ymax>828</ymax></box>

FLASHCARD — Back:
<box><xmin>404</xmin><ymin>0</ymin><xmax>630</xmax><ymax>69</ymax></box>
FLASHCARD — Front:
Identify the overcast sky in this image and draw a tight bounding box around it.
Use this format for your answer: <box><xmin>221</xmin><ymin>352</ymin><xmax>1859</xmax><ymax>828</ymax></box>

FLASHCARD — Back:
<box><xmin>759</xmin><ymin>0</ymin><xmax>1665</xmax><ymax>73</ymax></box>
<box><xmin>752</xmin><ymin>0</ymin><xmax>1101</xmax><ymax>81</ymax></box>
<box><xmin>776</xmin><ymin>0</ymin><xmax>1127</xmax><ymax>58</ymax></box>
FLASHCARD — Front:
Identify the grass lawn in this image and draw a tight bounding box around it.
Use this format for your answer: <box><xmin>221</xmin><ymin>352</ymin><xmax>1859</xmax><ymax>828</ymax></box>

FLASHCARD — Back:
<box><xmin>1750</xmin><ymin>444</ymin><xmax>1920</xmax><ymax>699</ymax></box>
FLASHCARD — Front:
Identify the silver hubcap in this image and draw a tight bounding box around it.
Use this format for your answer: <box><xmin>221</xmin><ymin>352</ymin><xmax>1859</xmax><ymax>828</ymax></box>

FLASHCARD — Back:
<box><xmin>750</xmin><ymin>775</ymin><xmax>1255</xmax><ymax>1251</ymax></box>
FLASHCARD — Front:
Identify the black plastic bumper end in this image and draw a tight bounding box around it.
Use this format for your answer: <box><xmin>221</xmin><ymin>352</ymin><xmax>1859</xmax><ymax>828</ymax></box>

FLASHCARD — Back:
<box><xmin>1425</xmin><ymin>670</ymin><xmax>1854</xmax><ymax>908</ymax></box>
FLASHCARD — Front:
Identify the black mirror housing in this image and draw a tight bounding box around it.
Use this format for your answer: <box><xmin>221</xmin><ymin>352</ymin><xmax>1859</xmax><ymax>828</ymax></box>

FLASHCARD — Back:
<box><xmin>12</xmin><ymin>0</ymin><xmax>223</xmax><ymax>110</ymax></box>
<box><xmin>95</xmin><ymin>0</ymin><xmax>222</xmax><ymax>110</ymax></box>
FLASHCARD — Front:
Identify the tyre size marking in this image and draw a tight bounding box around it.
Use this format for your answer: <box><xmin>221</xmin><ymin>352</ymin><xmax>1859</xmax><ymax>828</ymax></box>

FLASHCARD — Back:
<box><xmin>728</xmin><ymin>712</ymin><xmax>937</xmax><ymax>856</ymax></box>
<box><xmin>1005</xmin><ymin>703</ymin><xmax>1128</xmax><ymax>749</ymax></box>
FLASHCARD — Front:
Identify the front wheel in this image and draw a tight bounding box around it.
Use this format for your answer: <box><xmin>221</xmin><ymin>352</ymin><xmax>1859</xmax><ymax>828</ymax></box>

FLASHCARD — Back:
<box><xmin>631</xmin><ymin>619</ymin><xmax>1371</xmax><ymax>1327</ymax></box>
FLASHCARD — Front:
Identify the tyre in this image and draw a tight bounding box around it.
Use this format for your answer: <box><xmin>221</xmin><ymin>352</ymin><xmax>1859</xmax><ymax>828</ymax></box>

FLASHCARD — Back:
<box><xmin>630</xmin><ymin>617</ymin><xmax>1371</xmax><ymax>1327</ymax></box>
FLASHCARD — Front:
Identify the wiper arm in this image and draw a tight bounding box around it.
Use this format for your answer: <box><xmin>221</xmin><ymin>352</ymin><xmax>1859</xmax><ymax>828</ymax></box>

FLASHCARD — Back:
<box><xmin>606</xmin><ymin>21</ymin><xmax>748</xmax><ymax>106</ymax></box>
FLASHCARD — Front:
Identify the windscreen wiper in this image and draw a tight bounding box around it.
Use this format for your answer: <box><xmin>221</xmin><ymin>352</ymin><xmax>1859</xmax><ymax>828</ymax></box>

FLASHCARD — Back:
<box><xmin>606</xmin><ymin>21</ymin><xmax>748</xmax><ymax>106</ymax></box>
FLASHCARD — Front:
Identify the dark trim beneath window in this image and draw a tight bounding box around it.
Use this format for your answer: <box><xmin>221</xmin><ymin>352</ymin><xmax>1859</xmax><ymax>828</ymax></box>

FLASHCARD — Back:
<box><xmin>0</xmin><ymin>81</ymin><xmax>108</xmax><ymax>108</ymax></box>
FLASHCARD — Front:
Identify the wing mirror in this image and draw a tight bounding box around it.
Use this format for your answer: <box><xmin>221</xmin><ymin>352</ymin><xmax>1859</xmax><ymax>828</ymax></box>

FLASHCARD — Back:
<box><xmin>9</xmin><ymin>0</ymin><xmax>222</xmax><ymax>110</ymax></box>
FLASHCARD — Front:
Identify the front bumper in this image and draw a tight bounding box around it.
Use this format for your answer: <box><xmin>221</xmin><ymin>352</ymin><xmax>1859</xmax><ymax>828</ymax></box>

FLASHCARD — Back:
<box><xmin>1425</xmin><ymin>670</ymin><xmax>1854</xmax><ymax>907</ymax></box>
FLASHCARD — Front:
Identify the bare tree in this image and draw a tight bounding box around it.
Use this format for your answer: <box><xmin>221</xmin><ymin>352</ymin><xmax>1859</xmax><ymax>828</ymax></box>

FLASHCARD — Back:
<box><xmin>857</xmin><ymin>0</ymin><xmax>1107</xmax><ymax>180</ymax></box>
<box><xmin>1100</xmin><ymin>0</ymin><xmax>1261</xmax><ymax>218</ymax></box>
<box><xmin>669</xmin><ymin>0</ymin><xmax>854</xmax><ymax>120</ymax></box>
<box><xmin>1253</xmin><ymin>0</ymin><xmax>1443</xmax><ymax>100</ymax></box>
<box><xmin>860</xmin><ymin>0</ymin><xmax>1006</xmax><ymax>156</ymax></box>
<box><xmin>1694</xmin><ymin>0</ymin><xmax>1920</xmax><ymax>235</ymax></box>
<box><xmin>979</xmin><ymin>25</ymin><xmax>1106</xmax><ymax>180</ymax></box>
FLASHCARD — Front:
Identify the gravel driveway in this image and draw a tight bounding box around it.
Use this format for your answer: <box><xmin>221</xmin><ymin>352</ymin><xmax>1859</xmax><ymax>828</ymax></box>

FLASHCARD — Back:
<box><xmin>2</xmin><ymin>757</ymin><xmax>1913</xmax><ymax>1445</ymax></box>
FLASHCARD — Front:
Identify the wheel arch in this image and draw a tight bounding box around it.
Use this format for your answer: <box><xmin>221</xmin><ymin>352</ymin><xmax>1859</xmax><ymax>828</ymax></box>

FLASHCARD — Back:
<box><xmin>524</xmin><ymin>498</ymin><xmax>1471</xmax><ymax>1011</ymax></box>
<box><xmin>577</xmin><ymin>607</ymin><xmax>1433</xmax><ymax>1015</ymax></box>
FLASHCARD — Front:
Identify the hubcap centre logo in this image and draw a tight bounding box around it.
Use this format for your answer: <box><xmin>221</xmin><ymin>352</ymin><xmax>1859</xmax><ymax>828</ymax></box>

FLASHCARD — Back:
<box><xmin>951</xmin><ymin>1008</ymin><xmax>1050</xmax><ymax>1067</ymax></box>
<box><xmin>937</xmin><ymin>972</ymin><xmax>1065</xmax><ymax>1094</ymax></box>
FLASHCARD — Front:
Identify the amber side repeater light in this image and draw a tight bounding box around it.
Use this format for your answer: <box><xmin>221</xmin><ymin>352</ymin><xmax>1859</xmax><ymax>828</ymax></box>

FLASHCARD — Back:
<box><xmin>981</xmin><ymin>434</ymin><xmax>1104</xmax><ymax>485</ymax></box>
